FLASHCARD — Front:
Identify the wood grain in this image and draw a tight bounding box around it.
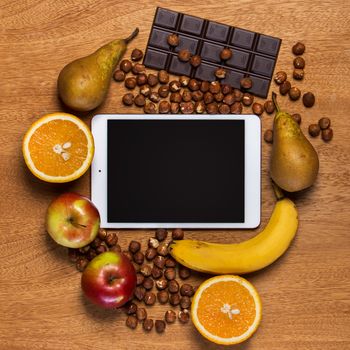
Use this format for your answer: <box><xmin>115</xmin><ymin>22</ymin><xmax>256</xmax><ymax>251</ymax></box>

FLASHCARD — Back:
<box><xmin>1</xmin><ymin>0</ymin><xmax>350</xmax><ymax>349</ymax></box>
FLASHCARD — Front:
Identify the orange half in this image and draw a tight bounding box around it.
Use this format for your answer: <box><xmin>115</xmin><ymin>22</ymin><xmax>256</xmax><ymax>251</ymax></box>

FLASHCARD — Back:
<box><xmin>22</xmin><ymin>113</ymin><xmax>94</xmax><ymax>183</ymax></box>
<box><xmin>191</xmin><ymin>275</ymin><xmax>262</xmax><ymax>345</ymax></box>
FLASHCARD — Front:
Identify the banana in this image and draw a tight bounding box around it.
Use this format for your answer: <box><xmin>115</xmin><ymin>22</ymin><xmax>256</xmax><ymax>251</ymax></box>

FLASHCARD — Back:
<box><xmin>169</xmin><ymin>189</ymin><xmax>298</xmax><ymax>275</ymax></box>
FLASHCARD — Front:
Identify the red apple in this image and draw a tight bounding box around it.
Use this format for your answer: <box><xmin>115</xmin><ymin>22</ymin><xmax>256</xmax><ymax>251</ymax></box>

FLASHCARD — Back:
<box><xmin>81</xmin><ymin>251</ymin><xmax>136</xmax><ymax>309</ymax></box>
<box><xmin>46</xmin><ymin>192</ymin><xmax>100</xmax><ymax>248</ymax></box>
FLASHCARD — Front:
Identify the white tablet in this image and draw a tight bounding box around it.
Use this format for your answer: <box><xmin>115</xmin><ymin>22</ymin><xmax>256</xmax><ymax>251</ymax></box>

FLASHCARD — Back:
<box><xmin>91</xmin><ymin>114</ymin><xmax>260</xmax><ymax>229</ymax></box>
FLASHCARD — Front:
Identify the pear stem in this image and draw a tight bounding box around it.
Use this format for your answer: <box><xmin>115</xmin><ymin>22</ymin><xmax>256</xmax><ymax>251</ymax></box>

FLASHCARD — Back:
<box><xmin>124</xmin><ymin>27</ymin><xmax>139</xmax><ymax>43</ymax></box>
<box><xmin>271</xmin><ymin>181</ymin><xmax>285</xmax><ymax>200</ymax></box>
<box><xmin>272</xmin><ymin>92</ymin><xmax>281</xmax><ymax>113</ymax></box>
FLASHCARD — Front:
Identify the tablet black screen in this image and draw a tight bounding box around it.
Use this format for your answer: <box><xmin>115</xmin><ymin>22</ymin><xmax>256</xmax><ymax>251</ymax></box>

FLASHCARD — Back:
<box><xmin>107</xmin><ymin>119</ymin><xmax>244</xmax><ymax>223</ymax></box>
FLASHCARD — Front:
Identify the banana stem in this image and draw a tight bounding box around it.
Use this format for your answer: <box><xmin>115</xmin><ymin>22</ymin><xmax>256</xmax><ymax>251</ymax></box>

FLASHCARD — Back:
<box><xmin>124</xmin><ymin>28</ymin><xmax>139</xmax><ymax>43</ymax></box>
<box><xmin>272</xmin><ymin>92</ymin><xmax>281</xmax><ymax>113</ymax></box>
<box><xmin>272</xmin><ymin>181</ymin><xmax>285</xmax><ymax>200</ymax></box>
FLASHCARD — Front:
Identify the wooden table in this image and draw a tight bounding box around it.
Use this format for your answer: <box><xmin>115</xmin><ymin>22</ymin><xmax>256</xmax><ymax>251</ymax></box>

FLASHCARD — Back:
<box><xmin>1</xmin><ymin>1</ymin><xmax>349</xmax><ymax>349</ymax></box>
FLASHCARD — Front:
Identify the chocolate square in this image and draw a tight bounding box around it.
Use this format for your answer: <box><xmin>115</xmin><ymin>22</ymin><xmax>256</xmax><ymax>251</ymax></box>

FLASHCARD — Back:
<box><xmin>222</xmin><ymin>70</ymin><xmax>245</xmax><ymax>89</ymax></box>
<box><xmin>194</xmin><ymin>63</ymin><xmax>217</xmax><ymax>81</ymax></box>
<box><xmin>226</xmin><ymin>50</ymin><xmax>250</xmax><ymax>70</ymax></box>
<box><xmin>200</xmin><ymin>42</ymin><xmax>223</xmax><ymax>63</ymax></box>
<box><xmin>247</xmin><ymin>76</ymin><xmax>270</xmax><ymax>97</ymax></box>
<box><xmin>174</xmin><ymin>35</ymin><xmax>199</xmax><ymax>55</ymax></box>
<box><xmin>231</xmin><ymin>28</ymin><xmax>255</xmax><ymax>49</ymax></box>
<box><xmin>149</xmin><ymin>28</ymin><xmax>171</xmax><ymax>50</ymax></box>
<box><xmin>205</xmin><ymin>22</ymin><xmax>230</xmax><ymax>42</ymax></box>
<box><xmin>154</xmin><ymin>8</ymin><xmax>178</xmax><ymax>29</ymax></box>
<box><xmin>250</xmin><ymin>55</ymin><xmax>275</xmax><ymax>77</ymax></box>
<box><xmin>169</xmin><ymin>55</ymin><xmax>192</xmax><ymax>76</ymax></box>
<box><xmin>256</xmin><ymin>35</ymin><xmax>280</xmax><ymax>56</ymax></box>
<box><xmin>180</xmin><ymin>15</ymin><xmax>204</xmax><ymax>35</ymax></box>
<box><xmin>143</xmin><ymin>49</ymin><xmax>168</xmax><ymax>70</ymax></box>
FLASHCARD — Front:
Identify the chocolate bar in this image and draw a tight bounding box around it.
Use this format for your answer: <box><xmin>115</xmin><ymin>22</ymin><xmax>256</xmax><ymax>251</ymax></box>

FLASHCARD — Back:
<box><xmin>143</xmin><ymin>7</ymin><xmax>281</xmax><ymax>98</ymax></box>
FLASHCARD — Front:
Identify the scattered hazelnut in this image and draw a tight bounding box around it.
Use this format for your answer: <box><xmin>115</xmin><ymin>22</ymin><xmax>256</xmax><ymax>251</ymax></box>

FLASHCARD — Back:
<box><xmin>126</xmin><ymin>315</ymin><xmax>138</xmax><ymax>329</ymax></box>
<box><xmin>158</xmin><ymin>85</ymin><xmax>170</xmax><ymax>98</ymax></box>
<box><xmin>151</xmin><ymin>266</ymin><xmax>163</xmax><ymax>279</ymax></box>
<box><xmin>170</xmin><ymin>92</ymin><xmax>182</xmax><ymax>103</ymax></box>
<box><xmin>292</xmin><ymin>42</ymin><xmax>305</xmax><ymax>55</ymax></box>
<box><xmin>178</xmin><ymin>309</ymin><xmax>190</xmax><ymax>324</ymax></box>
<box><xmin>242</xmin><ymin>93</ymin><xmax>254</xmax><ymax>106</ymax></box>
<box><xmin>143</xmin><ymin>318</ymin><xmax>154</xmax><ymax>332</ymax></box>
<box><xmin>155</xmin><ymin>320</ymin><xmax>166</xmax><ymax>333</ymax></box>
<box><xmin>192</xmin><ymin>90</ymin><xmax>203</xmax><ymax>102</ymax></box>
<box><xmin>182</xmin><ymin>89</ymin><xmax>192</xmax><ymax>102</ymax></box>
<box><xmin>143</xmin><ymin>277</ymin><xmax>154</xmax><ymax>290</ymax></box>
<box><xmin>167</xmin><ymin>33</ymin><xmax>179</xmax><ymax>47</ymax></box>
<box><xmin>147</xmin><ymin>74</ymin><xmax>159</xmax><ymax>87</ymax></box>
<box><xmin>132</xmin><ymin>63</ymin><xmax>146</xmax><ymax>75</ymax></box>
<box><xmin>164</xmin><ymin>268</ymin><xmax>176</xmax><ymax>281</ymax></box>
<box><xmin>68</xmin><ymin>248</ymin><xmax>79</xmax><ymax>262</ymax></box>
<box><xmin>158</xmin><ymin>70</ymin><xmax>170</xmax><ymax>84</ymax></box>
<box><xmin>168</xmin><ymin>280</ymin><xmax>179</xmax><ymax>293</ymax></box>
<box><xmin>136</xmin><ymin>73</ymin><xmax>148</xmax><ymax>86</ymax></box>
<box><xmin>308</xmin><ymin>124</ymin><xmax>321</xmax><ymax>137</ymax></box>
<box><xmin>144</xmin><ymin>291</ymin><xmax>156</xmax><ymax>306</ymax></box>
<box><xmin>169</xmin><ymin>293</ymin><xmax>180</xmax><ymax>306</ymax></box>
<box><xmin>165</xmin><ymin>257</ymin><xmax>177</xmax><ymax>267</ymax></box>
<box><xmin>200</xmin><ymin>81</ymin><xmax>210</xmax><ymax>92</ymax></box>
<box><xmin>293</xmin><ymin>69</ymin><xmax>304</xmax><ymax>80</ymax></box>
<box><xmin>140</xmin><ymin>264</ymin><xmax>152</xmax><ymax>277</ymax></box>
<box><xmin>129</xmin><ymin>240</ymin><xmax>141</xmax><ymax>253</ymax></box>
<box><xmin>165</xmin><ymin>310</ymin><xmax>176</xmax><ymax>324</ymax></box>
<box><xmin>179</xmin><ymin>76</ymin><xmax>190</xmax><ymax>87</ymax></box>
<box><xmin>149</xmin><ymin>91</ymin><xmax>161</xmax><ymax>103</ymax></box>
<box><xmin>170</xmin><ymin>102</ymin><xmax>180</xmax><ymax>114</ymax></box>
<box><xmin>252</xmin><ymin>102</ymin><xmax>264</xmax><ymax>116</ymax></box>
<box><xmin>136</xmin><ymin>308</ymin><xmax>147</xmax><ymax>322</ymax></box>
<box><xmin>109</xmin><ymin>244</ymin><xmax>121</xmax><ymax>253</ymax></box>
<box><xmin>125</xmin><ymin>77</ymin><xmax>137</xmax><ymax>90</ymax></box>
<box><xmin>294</xmin><ymin>56</ymin><xmax>305</xmax><ymax>69</ymax></box>
<box><xmin>157</xmin><ymin>290</ymin><xmax>169</xmax><ymax>304</ymax></box>
<box><xmin>144</xmin><ymin>102</ymin><xmax>157</xmax><ymax>113</ymax></box>
<box><xmin>279</xmin><ymin>80</ymin><xmax>291</xmax><ymax>95</ymax></box>
<box><xmin>131</xmin><ymin>48</ymin><xmax>143</xmax><ymax>61</ymax></box>
<box><xmin>220</xmin><ymin>48</ymin><xmax>232</xmax><ymax>60</ymax></box>
<box><xmin>134</xmin><ymin>94</ymin><xmax>146</xmax><ymax>107</ymax></box>
<box><xmin>264</xmin><ymin>129</ymin><xmax>273</xmax><ymax>143</ymax></box>
<box><xmin>221</xmin><ymin>84</ymin><xmax>232</xmax><ymax>95</ymax></box>
<box><xmin>156</xmin><ymin>277</ymin><xmax>168</xmax><ymax>290</ymax></box>
<box><xmin>134</xmin><ymin>251</ymin><xmax>145</xmax><ymax>265</ymax></box>
<box><xmin>180</xmin><ymin>284</ymin><xmax>194</xmax><ymax>297</ymax></box>
<box><xmin>120</xmin><ymin>59</ymin><xmax>132</xmax><ymax>73</ymax></box>
<box><xmin>140</xmin><ymin>84</ymin><xmax>151</xmax><ymax>97</ymax></box>
<box><xmin>105</xmin><ymin>232</ymin><xmax>118</xmax><ymax>246</ymax></box>
<box><xmin>292</xmin><ymin>113</ymin><xmax>302</xmax><ymax>124</ymax></box>
<box><xmin>180</xmin><ymin>101</ymin><xmax>195</xmax><ymax>114</ymax></box>
<box><xmin>233</xmin><ymin>89</ymin><xmax>243</xmax><ymax>102</ymax></box>
<box><xmin>188</xmin><ymin>79</ymin><xmax>200</xmax><ymax>91</ymax></box>
<box><xmin>134</xmin><ymin>286</ymin><xmax>146</xmax><ymax>301</ymax></box>
<box><xmin>76</xmin><ymin>257</ymin><xmax>88</xmax><ymax>272</ymax></box>
<box><xmin>219</xmin><ymin>103</ymin><xmax>230</xmax><ymax>114</ymax></box>
<box><xmin>159</xmin><ymin>100</ymin><xmax>171</xmax><ymax>114</ymax></box>
<box><xmin>322</xmin><ymin>128</ymin><xmax>333</xmax><ymax>142</ymax></box>
<box><xmin>209</xmin><ymin>81</ymin><xmax>221</xmax><ymax>94</ymax></box>
<box><xmin>122</xmin><ymin>250</ymin><xmax>133</xmax><ymax>261</ymax></box>
<box><xmin>79</xmin><ymin>245</ymin><xmax>90</xmax><ymax>254</ymax></box>
<box><xmin>240</xmin><ymin>77</ymin><xmax>253</xmax><ymax>89</ymax></box>
<box><xmin>156</xmin><ymin>228</ymin><xmax>168</xmax><ymax>241</ymax></box>
<box><xmin>303</xmin><ymin>92</ymin><xmax>315</xmax><ymax>107</ymax></box>
<box><xmin>178</xmin><ymin>49</ymin><xmax>191</xmax><ymax>62</ymax></box>
<box><xmin>136</xmin><ymin>273</ymin><xmax>145</xmax><ymax>286</ymax></box>
<box><xmin>157</xmin><ymin>242</ymin><xmax>169</xmax><ymax>256</ymax></box>
<box><xmin>121</xmin><ymin>92</ymin><xmax>133</xmax><ymax>106</ymax></box>
<box><xmin>179</xmin><ymin>266</ymin><xmax>191</xmax><ymax>279</ymax></box>
<box><xmin>145</xmin><ymin>247</ymin><xmax>157</xmax><ymax>261</ymax></box>
<box><xmin>97</xmin><ymin>229</ymin><xmax>107</xmax><ymax>241</ymax></box>
<box><xmin>86</xmin><ymin>249</ymin><xmax>97</xmax><ymax>261</ymax></box>
<box><xmin>264</xmin><ymin>100</ymin><xmax>275</xmax><ymax>114</ymax></box>
<box><xmin>215</xmin><ymin>67</ymin><xmax>226</xmax><ymax>79</ymax></box>
<box><xmin>169</xmin><ymin>80</ymin><xmax>181</xmax><ymax>92</ymax></box>
<box><xmin>214</xmin><ymin>92</ymin><xmax>224</xmax><ymax>102</ymax></box>
<box><xmin>180</xmin><ymin>296</ymin><xmax>191</xmax><ymax>309</ymax></box>
<box><xmin>125</xmin><ymin>302</ymin><xmax>138</xmax><ymax>315</ymax></box>
<box><xmin>206</xmin><ymin>102</ymin><xmax>218</xmax><ymax>114</ymax></box>
<box><xmin>203</xmin><ymin>92</ymin><xmax>214</xmax><ymax>104</ymax></box>
<box><xmin>113</xmin><ymin>69</ymin><xmax>125</xmax><ymax>82</ymax></box>
<box><xmin>154</xmin><ymin>255</ymin><xmax>166</xmax><ymax>269</ymax></box>
<box><xmin>289</xmin><ymin>86</ymin><xmax>301</xmax><ymax>100</ymax></box>
<box><xmin>96</xmin><ymin>244</ymin><xmax>107</xmax><ymax>254</ymax></box>
<box><xmin>274</xmin><ymin>71</ymin><xmax>287</xmax><ymax>85</ymax></box>
<box><xmin>190</xmin><ymin>55</ymin><xmax>202</xmax><ymax>67</ymax></box>
<box><xmin>148</xmin><ymin>237</ymin><xmax>159</xmax><ymax>248</ymax></box>
<box><xmin>319</xmin><ymin>117</ymin><xmax>331</xmax><ymax>130</ymax></box>
<box><xmin>172</xmin><ymin>228</ymin><xmax>184</xmax><ymax>240</ymax></box>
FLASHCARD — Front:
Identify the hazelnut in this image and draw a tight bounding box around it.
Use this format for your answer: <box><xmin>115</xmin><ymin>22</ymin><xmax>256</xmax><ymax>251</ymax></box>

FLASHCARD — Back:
<box><xmin>120</xmin><ymin>59</ymin><xmax>132</xmax><ymax>73</ymax></box>
<box><xmin>182</xmin><ymin>89</ymin><xmax>192</xmax><ymax>102</ymax></box>
<box><xmin>123</xmin><ymin>250</ymin><xmax>133</xmax><ymax>261</ymax></box>
<box><xmin>86</xmin><ymin>249</ymin><xmax>97</xmax><ymax>261</ymax></box>
<box><xmin>219</xmin><ymin>103</ymin><xmax>230</xmax><ymax>114</ymax></box>
<box><xmin>126</xmin><ymin>315</ymin><xmax>138</xmax><ymax>329</ymax></box>
<box><xmin>158</xmin><ymin>85</ymin><xmax>170</xmax><ymax>98</ymax></box>
<box><xmin>242</xmin><ymin>93</ymin><xmax>254</xmax><ymax>106</ymax></box>
<box><xmin>153</xmin><ymin>255</ymin><xmax>166</xmax><ymax>269</ymax></box>
<box><xmin>134</xmin><ymin>94</ymin><xmax>146</xmax><ymax>107</ymax></box>
<box><xmin>179</xmin><ymin>76</ymin><xmax>190</xmax><ymax>87</ymax></box>
<box><xmin>144</xmin><ymin>102</ymin><xmax>157</xmax><ymax>114</ymax></box>
<box><xmin>252</xmin><ymin>102</ymin><xmax>264</xmax><ymax>116</ymax></box>
<box><xmin>188</xmin><ymin>79</ymin><xmax>200</xmax><ymax>91</ymax></box>
<box><xmin>97</xmin><ymin>229</ymin><xmax>108</xmax><ymax>241</ymax></box>
<box><xmin>167</xmin><ymin>33</ymin><xmax>179</xmax><ymax>47</ymax></box>
<box><xmin>140</xmin><ymin>84</ymin><xmax>151</xmax><ymax>97</ymax></box>
<box><xmin>292</xmin><ymin>113</ymin><xmax>302</xmax><ymax>124</ymax></box>
<box><xmin>169</xmin><ymin>293</ymin><xmax>180</xmax><ymax>306</ymax></box>
<box><xmin>303</xmin><ymin>92</ymin><xmax>315</xmax><ymax>107</ymax></box>
<box><xmin>157</xmin><ymin>242</ymin><xmax>169</xmax><ymax>256</ymax></box>
<box><xmin>233</xmin><ymin>89</ymin><xmax>243</xmax><ymax>102</ymax></box>
<box><xmin>151</xmin><ymin>266</ymin><xmax>163</xmax><ymax>279</ymax></box>
<box><xmin>200</xmin><ymin>81</ymin><xmax>210</xmax><ymax>92</ymax></box>
<box><xmin>180</xmin><ymin>101</ymin><xmax>194</xmax><ymax>114</ymax></box>
<box><xmin>156</xmin><ymin>228</ymin><xmax>168</xmax><ymax>241</ymax></box>
<box><xmin>132</xmin><ymin>63</ymin><xmax>146</xmax><ymax>75</ymax></box>
<box><xmin>125</xmin><ymin>302</ymin><xmax>138</xmax><ymax>315</ymax></box>
<box><xmin>147</xmin><ymin>74</ymin><xmax>159</xmax><ymax>87</ymax></box>
<box><xmin>136</xmin><ymin>308</ymin><xmax>147</xmax><ymax>322</ymax></box>
<box><xmin>164</xmin><ymin>268</ymin><xmax>176</xmax><ymax>280</ymax></box>
<box><xmin>157</xmin><ymin>290</ymin><xmax>169</xmax><ymax>304</ymax></box>
<box><xmin>145</xmin><ymin>247</ymin><xmax>157</xmax><ymax>261</ymax></box>
<box><xmin>221</xmin><ymin>84</ymin><xmax>232</xmax><ymax>95</ymax></box>
<box><xmin>131</xmin><ymin>48</ymin><xmax>143</xmax><ymax>61</ymax></box>
<box><xmin>159</xmin><ymin>100</ymin><xmax>170</xmax><ymax>114</ymax></box>
<box><xmin>158</xmin><ymin>70</ymin><xmax>170</xmax><ymax>84</ymax></box>
<box><xmin>136</xmin><ymin>273</ymin><xmax>145</xmax><ymax>286</ymax></box>
<box><xmin>172</xmin><ymin>228</ymin><xmax>184</xmax><ymax>240</ymax></box>
<box><xmin>143</xmin><ymin>277</ymin><xmax>154</xmax><ymax>290</ymax></box>
<box><xmin>148</xmin><ymin>237</ymin><xmax>159</xmax><ymax>248</ymax></box>
<box><xmin>194</xmin><ymin>100</ymin><xmax>205</xmax><ymax>114</ymax></box>
<box><xmin>144</xmin><ymin>291</ymin><xmax>156</xmax><ymax>306</ymax></box>
<box><xmin>125</xmin><ymin>77</ymin><xmax>137</xmax><ymax>89</ymax></box>
<box><xmin>180</xmin><ymin>296</ymin><xmax>191</xmax><ymax>309</ymax></box>
<box><xmin>140</xmin><ymin>264</ymin><xmax>152</xmax><ymax>277</ymax></box>
<box><xmin>308</xmin><ymin>124</ymin><xmax>321</xmax><ymax>137</ymax></box>
<box><xmin>209</xmin><ymin>81</ymin><xmax>221</xmax><ymax>94</ymax></box>
<box><xmin>214</xmin><ymin>92</ymin><xmax>224</xmax><ymax>102</ymax></box>
<box><xmin>215</xmin><ymin>67</ymin><xmax>226</xmax><ymax>79</ymax></box>
<box><xmin>264</xmin><ymin>129</ymin><xmax>273</xmax><ymax>143</ymax></box>
<box><xmin>156</xmin><ymin>277</ymin><xmax>168</xmax><ymax>290</ymax></box>
<box><xmin>105</xmin><ymin>232</ymin><xmax>117</xmax><ymax>246</ymax></box>
<box><xmin>121</xmin><ymin>93</ymin><xmax>133</xmax><ymax>106</ymax></box>
<box><xmin>96</xmin><ymin>244</ymin><xmax>107</xmax><ymax>254</ymax></box>
<box><xmin>165</xmin><ymin>310</ymin><xmax>176</xmax><ymax>324</ymax></box>
<box><xmin>134</xmin><ymin>286</ymin><xmax>146</xmax><ymax>301</ymax></box>
<box><xmin>240</xmin><ymin>77</ymin><xmax>252</xmax><ymax>89</ymax></box>
<box><xmin>129</xmin><ymin>240</ymin><xmax>141</xmax><ymax>253</ymax></box>
<box><xmin>143</xmin><ymin>318</ymin><xmax>154</xmax><ymax>332</ymax></box>
<box><xmin>319</xmin><ymin>117</ymin><xmax>331</xmax><ymax>130</ymax></box>
<box><xmin>294</xmin><ymin>56</ymin><xmax>305</xmax><ymax>69</ymax></box>
<box><xmin>292</xmin><ymin>42</ymin><xmax>305</xmax><ymax>55</ymax></box>
<box><xmin>190</xmin><ymin>55</ymin><xmax>202</xmax><ymax>67</ymax></box>
<box><xmin>192</xmin><ymin>90</ymin><xmax>203</xmax><ymax>102</ymax></box>
<box><xmin>136</xmin><ymin>73</ymin><xmax>148</xmax><ymax>86</ymax></box>
<box><xmin>165</xmin><ymin>257</ymin><xmax>177</xmax><ymax>268</ymax></box>
<box><xmin>76</xmin><ymin>257</ymin><xmax>88</xmax><ymax>272</ymax></box>
<box><xmin>169</xmin><ymin>80</ymin><xmax>181</xmax><ymax>92</ymax></box>
<box><xmin>206</xmin><ymin>102</ymin><xmax>218</xmax><ymax>114</ymax></box>
<box><xmin>293</xmin><ymin>69</ymin><xmax>304</xmax><ymax>80</ymax></box>
<box><xmin>322</xmin><ymin>128</ymin><xmax>333</xmax><ymax>142</ymax></box>
<box><xmin>274</xmin><ymin>71</ymin><xmax>287</xmax><ymax>84</ymax></box>
<box><xmin>170</xmin><ymin>92</ymin><xmax>182</xmax><ymax>103</ymax></box>
<box><xmin>178</xmin><ymin>49</ymin><xmax>191</xmax><ymax>62</ymax></box>
<box><xmin>279</xmin><ymin>80</ymin><xmax>291</xmax><ymax>95</ymax></box>
<box><xmin>149</xmin><ymin>91</ymin><xmax>160</xmax><ymax>103</ymax></box>
<box><xmin>203</xmin><ymin>92</ymin><xmax>214</xmax><ymax>104</ymax></box>
<box><xmin>179</xmin><ymin>266</ymin><xmax>191</xmax><ymax>279</ymax></box>
<box><xmin>155</xmin><ymin>320</ymin><xmax>166</xmax><ymax>333</ymax></box>
<box><xmin>178</xmin><ymin>309</ymin><xmax>190</xmax><ymax>324</ymax></box>
<box><xmin>289</xmin><ymin>86</ymin><xmax>301</xmax><ymax>101</ymax></box>
<box><xmin>133</xmin><ymin>251</ymin><xmax>145</xmax><ymax>265</ymax></box>
<box><xmin>68</xmin><ymin>248</ymin><xmax>79</xmax><ymax>262</ymax></box>
<box><xmin>113</xmin><ymin>69</ymin><xmax>125</xmax><ymax>82</ymax></box>
<box><xmin>180</xmin><ymin>284</ymin><xmax>194</xmax><ymax>297</ymax></box>
<box><xmin>168</xmin><ymin>280</ymin><xmax>179</xmax><ymax>293</ymax></box>
<box><xmin>264</xmin><ymin>100</ymin><xmax>275</xmax><ymax>114</ymax></box>
<box><xmin>220</xmin><ymin>48</ymin><xmax>232</xmax><ymax>60</ymax></box>
<box><xmin>109</xmin><ymin>244</ymin><xmax>121</xmax><ymax>253</ymax></box>
<box><xmin>170</xmin><ymin>102</ymin><xmax>180</xmax><ymax>114</ymax></box>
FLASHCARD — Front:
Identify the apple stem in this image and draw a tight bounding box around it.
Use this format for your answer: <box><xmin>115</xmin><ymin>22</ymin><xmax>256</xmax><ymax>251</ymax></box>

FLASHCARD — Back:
<box><xmin>68</xmin><ymin>217</ymin><xmax>87</xmax><ymax>228</ymax></box>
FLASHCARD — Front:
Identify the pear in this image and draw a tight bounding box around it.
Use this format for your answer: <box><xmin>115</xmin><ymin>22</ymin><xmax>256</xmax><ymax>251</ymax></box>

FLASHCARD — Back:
<box><xmin>270</xmin><ymin>92</ymin><xmax>319</xmax><ymax>192</ymax></box>
<box><xmin>57</xmin><ymin>28</ymin><xmax>139</xmax><ymax>112</ymax></box>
